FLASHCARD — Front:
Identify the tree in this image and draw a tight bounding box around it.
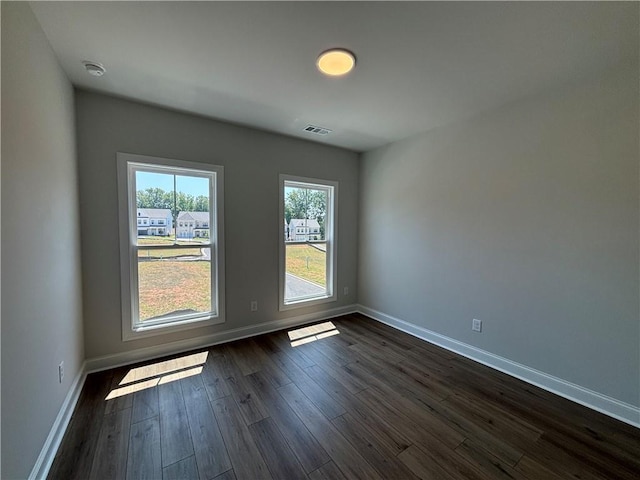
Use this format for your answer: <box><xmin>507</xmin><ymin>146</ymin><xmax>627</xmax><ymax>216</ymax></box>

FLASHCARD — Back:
<box><xmin>136</xmin><ymin>188</ymin><xmax>173</xmax><ymax>210</ymax></box>
<box><xmin>175</xmin><ymin>191</ymin><xmax>195</xmax><ymax>214</ymax></box>
<box><xmin>284</xmin><ymin>189</ymin><xmax>306</xmax><ymax>223</ymax></box>
<box><xmin>194</xmin><ymin>195</ymin><xmax>209</xmax><ymax>212</ymax></box>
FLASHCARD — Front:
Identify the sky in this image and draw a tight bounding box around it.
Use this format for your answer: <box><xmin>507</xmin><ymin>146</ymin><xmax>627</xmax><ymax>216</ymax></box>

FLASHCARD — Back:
<box><xmin>136</xmin><ymin>171</ymin><xmax>209</xmax><ymax>197</ymax></box>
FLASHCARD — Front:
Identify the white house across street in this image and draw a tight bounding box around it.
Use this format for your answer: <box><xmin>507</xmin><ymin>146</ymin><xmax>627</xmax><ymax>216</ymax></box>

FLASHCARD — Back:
<box><xmin>177</xmin><ymin>211</ymin><xmax>210</xmax><ymax>238</ymax></box>
<box><xmin>286</xmin><ymin>218</ymin><xmax>321</xmax><ymax>241</ymax></box>
<box><xmin>137</xmin><ymin>208</ymin><xmax>172</xmax><ymax>236</ymax></box>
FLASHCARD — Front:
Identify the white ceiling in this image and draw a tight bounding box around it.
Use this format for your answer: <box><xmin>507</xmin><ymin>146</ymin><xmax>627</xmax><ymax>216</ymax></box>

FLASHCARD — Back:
<box><xmin>30</xmin><ymin>1</ymin><xmax>638</xmax><ymax>152</ymax></box>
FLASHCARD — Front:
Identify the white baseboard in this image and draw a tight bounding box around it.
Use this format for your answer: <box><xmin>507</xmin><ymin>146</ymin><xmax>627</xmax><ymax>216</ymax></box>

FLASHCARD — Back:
<box><xmin>29</xmin><ymin>362</ymin><xmax>87</xmax><ymax>480</ymax></box>
<box><xmin>357</xmin><ymin>304</ymin><xmax>640</xmax><ymax>429</ymax></box>
<box><xmin>86</xmin><ymin>304</ymin><xmax>358</xmax><ymax>373</ymax></box>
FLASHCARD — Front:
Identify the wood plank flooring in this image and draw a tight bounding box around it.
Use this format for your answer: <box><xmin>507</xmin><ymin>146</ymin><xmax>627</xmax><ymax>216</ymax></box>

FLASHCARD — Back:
<box><xmin>48</xmin><ymin>313</ymin><xmax>640</xmax><ymax>480</ymax></box>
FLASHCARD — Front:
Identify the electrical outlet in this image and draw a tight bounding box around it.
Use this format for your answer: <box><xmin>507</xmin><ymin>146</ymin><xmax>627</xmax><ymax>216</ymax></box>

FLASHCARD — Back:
<box><xmin>58</xmin><ymin>361</ymin><xmax>65</xmax><ymax>383</ymax></box>
<box><xmin>250</xmin><ymin>300</ymin><xmax>258</xmax><ymax>312</ymax></box>
<box><xmin>472</xmin><ymin>319</ymin><xmax>482</xmax><ymax>332</ymax></box>
<box><xmin>343</xmin><ymin>286</ymin><xmax>349</xmax><ymax>296</ymax></box>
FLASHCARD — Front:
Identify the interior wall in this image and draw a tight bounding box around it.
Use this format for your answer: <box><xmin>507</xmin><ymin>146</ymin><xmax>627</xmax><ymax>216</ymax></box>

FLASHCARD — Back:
<box><xmin>1</xmin><ymin>3</ymin><xmax>85</xmax><ymax>478</ymax></box>
<box><xmin>75</xmin><ymin>91</ymin><xmax>359</xmax><ymax>360</ymax></box>
<box><xmin>358</xmin><ymin>65</ymin><xmax>639</xmax><ymax>406</ymax></box>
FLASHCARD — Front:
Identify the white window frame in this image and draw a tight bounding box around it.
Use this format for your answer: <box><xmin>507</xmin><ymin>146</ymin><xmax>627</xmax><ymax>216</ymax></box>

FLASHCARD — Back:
<box><xmin>279</xmin><ymin>174</ymin><xmax>338</xmax><ymax>311</ymax></box>
<box><xmin>117</xmin><ymin>152</ymin><xmax>225</xmax><ymax>341</ymax></box>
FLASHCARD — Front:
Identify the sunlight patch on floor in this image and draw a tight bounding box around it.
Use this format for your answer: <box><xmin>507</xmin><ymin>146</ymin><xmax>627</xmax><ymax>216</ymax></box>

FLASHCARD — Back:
<box><xmin>119</xmin><ymin>351</ymin><xmax>208</xmax><ymax>385</ymax></box>
<box><xmin>105</xmin><ymin>351</ymin><xmax>208</xmax><ymax>400</ymax></box>
<box><xmin>288</xmin><ymin>321</ymin><xmax>340</xmax><ymax>347</ymax></box>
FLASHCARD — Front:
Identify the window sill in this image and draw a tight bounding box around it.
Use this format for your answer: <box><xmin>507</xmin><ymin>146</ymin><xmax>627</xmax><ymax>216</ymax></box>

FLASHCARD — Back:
<box><xmin>279</xmin><ymin>294</ymin><xmax>337</xmax><ymax>312</ymax></box>
<box><xmin>123</xmin><ymin>314</ymin><xmax>225</xmax><ymax>341</ymax></box>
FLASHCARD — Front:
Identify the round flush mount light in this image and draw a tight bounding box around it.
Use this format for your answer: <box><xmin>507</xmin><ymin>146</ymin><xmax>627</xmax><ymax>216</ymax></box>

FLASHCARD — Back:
<box><xmin>82</xmin><ymin>61</ymin><xmax>106</xmax><ymax>77</ymax></box>
<box><xmin>316</xmin><ymin>49</ymin><xmax>356</xmax><ymax>77</ymax></box>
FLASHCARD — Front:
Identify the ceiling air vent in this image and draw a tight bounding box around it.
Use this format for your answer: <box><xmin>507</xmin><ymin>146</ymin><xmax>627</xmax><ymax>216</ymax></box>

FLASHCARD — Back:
<box><xmin>303</xmin><ymin>124</ymin><xmax>332</xmax><ymax>136</ymax></box>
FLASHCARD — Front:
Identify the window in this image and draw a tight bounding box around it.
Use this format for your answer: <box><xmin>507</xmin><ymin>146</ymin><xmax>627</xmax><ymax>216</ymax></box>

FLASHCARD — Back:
<box><xmin>279</xmin><ymin>175</ymin><xmax>337</xmax><ymax>310</ymax></box>
<box><xmin>117</xmin><ymin>152</ymin><xmax>225</xmax><ymax>340</ymax></box>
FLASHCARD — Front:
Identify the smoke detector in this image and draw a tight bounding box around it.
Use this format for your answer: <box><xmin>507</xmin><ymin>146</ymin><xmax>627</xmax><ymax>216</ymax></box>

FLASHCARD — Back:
<box><xmin>82</xmin><ymin>61</ymin><xmax>106</xmax><ymax>77</ymax></box>
<box><xmin>303</xmin><ymin>124</ymin><xmax>332</xmax><ymax>136</ymax></box>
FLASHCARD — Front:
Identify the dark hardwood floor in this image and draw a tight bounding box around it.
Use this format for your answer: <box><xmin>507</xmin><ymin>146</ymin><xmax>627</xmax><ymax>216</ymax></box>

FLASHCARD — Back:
<box><xmin>48</xmin><ymin>313</ymin><xmax>640</xmax><ymax>480</ymax></box>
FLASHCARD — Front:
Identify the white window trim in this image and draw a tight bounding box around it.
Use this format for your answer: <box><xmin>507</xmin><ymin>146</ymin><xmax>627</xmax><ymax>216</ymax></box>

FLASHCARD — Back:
<box><xmin>279</xmin><ymin>174</ymin><xmax>338</xmax><ymax>311</ymax></box>
<box><xmin>117</xmin><ymin>152</ymin><xmax>225</xmax><ymax>341</ymax></box>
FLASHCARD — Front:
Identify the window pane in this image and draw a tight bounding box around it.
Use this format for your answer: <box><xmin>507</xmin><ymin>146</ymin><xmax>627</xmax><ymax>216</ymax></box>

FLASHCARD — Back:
<box><xmin>137</xmin><ymin>247</ymin><xmax>211</xmax><ymax>322</ymax></box>
<box><xmin>285</xmin><ymin>243</ymin><xmax>327</xmax><ymax>301</ymax></box>
<box><xmin>136</xmin><ymin>171</ymin><xmax>175</xmax><ymax>245</ymax></box>
<box><xmin>175</xmin><ymin>175</ymin><xmax>211</xmax><ymax>245</ymax></box>
<box><xmin>283</xmin><ymin>182</ymin><xmax>330</xmax><ymax>304</ymax></box>
<box><xmin>284</xmin><ymin>186</ymin><xmax>327</xmax><ymax>242</ymax></box>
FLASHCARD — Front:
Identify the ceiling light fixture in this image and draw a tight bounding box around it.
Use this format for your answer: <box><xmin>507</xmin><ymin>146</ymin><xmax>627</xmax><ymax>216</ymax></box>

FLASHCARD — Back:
<box><xmin>316</xmin><ymin>49</ymin><xmax>356</xmax><ymax>77</ymax></box>
<box><xmin>82</xmin><ymin>60</ymin><xmax>106</xmax><ymax>77</ymax></box>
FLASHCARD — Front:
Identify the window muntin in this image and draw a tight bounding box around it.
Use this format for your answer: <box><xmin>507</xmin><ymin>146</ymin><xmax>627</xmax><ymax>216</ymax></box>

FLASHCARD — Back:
<box><xmin>280</xmin><ymin>175</ymin><xmax>337</xmax><ymax>309</ymax></box>
<box><xmin>117</xmin><ymin>153</ymin><xmax>225</xmax><ymax>340</ymax></box>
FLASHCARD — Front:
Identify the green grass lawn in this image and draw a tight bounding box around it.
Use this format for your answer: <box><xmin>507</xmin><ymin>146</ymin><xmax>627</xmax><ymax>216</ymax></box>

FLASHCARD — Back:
<box><xmin>286</xmin><ymin>244</ymin><xmax>326</xmax><ymax>286</ymax></box>
<box><xmin>137</xmin><ymin>236</ymin><xmax>205</xmax><ymax>258</ymax></box>
<box><xmin>137</xmin><ymin>242</ymin><xmax>325</xmax><ymax>321</ymax></box>
<box><xmin>138</xmin><ymin>260</ymin><xmax>211</xmax><ymax>320</ymax></box>
<box><xmin>138</xmin><ymin>236</ymin><xmax>209</xmax><ymax>245</ymax></box>
<box><xmin>138</xmin><ymin>248</ymin><xmax>203</xmax><ymax>258</ymax></box>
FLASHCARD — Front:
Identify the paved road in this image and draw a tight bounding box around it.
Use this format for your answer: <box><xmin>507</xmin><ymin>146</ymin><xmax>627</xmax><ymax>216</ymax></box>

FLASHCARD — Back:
<box><xmin>310</xmin><ymin>243</ymin><xmax>326</xmax><ymax>252</ymax></box>
<box><xmin>165</xmin><ymin>247</ymin><xmax>209</xmax><ymax>261</ymax></box>
<box><xmin>285</xmin><ymin>273</ymin><xmax>325</xmax><ymax>298</ymax></box>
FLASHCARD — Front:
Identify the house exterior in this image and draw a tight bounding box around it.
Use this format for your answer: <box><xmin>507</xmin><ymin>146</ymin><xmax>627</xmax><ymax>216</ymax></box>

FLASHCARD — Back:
<box><xmin>137</xmin><ymin>208</ymin><xmax>172</xmax><ymax>236</ymax></box>
<box><xmin>288</xmin><ymin>218</ymin><xmax>321</xmax><ymax>241</ymax></box>
<box><xmin>177</xmin><ymin>211</ymin><xmax>210</xmax><ymax>238</ymax></box>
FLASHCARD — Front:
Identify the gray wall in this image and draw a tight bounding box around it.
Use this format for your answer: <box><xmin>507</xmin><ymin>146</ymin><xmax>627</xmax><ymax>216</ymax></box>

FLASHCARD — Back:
<box><xmin>1</xmin><ymin>3</ymin><xmax>85</xmax><ymax>478</ymax></box>
<box><xmin>359</xmin><ymin>66</ymin><xmax>639</xmax><ymax>406</ymax></box>
<box><xmin>75</xmin><ymin>91</ymin><xmax>359</xmax><ymax>359</ymax></box>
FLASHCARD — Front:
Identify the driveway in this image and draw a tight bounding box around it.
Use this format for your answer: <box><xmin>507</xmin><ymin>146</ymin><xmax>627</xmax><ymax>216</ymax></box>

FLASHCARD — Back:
<box><xmin>285</xmin><ymin>273</ymin><xmax>325</xmax><ymax>298</ymax></box>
